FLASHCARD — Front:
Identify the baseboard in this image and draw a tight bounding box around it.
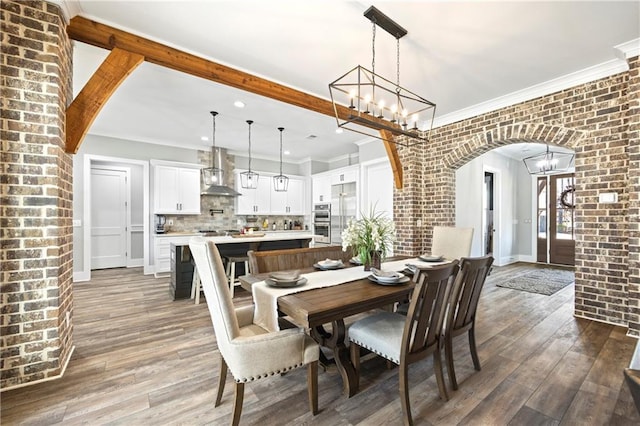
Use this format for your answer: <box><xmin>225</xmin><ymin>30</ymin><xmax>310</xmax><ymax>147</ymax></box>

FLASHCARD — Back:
<box><xmin>73</xmin><ymin>271</ymin><xmax>90</xmax><ymax>282</ymax></box>
<box><xmin>1</xmin><ymin>345</ymin><xmax>75</xmax><ymax>392</ymax></box>
<box><xmin>127</xmin><ymin>259</ymin><xmax>143</xmax><ymax>268</ymax></box>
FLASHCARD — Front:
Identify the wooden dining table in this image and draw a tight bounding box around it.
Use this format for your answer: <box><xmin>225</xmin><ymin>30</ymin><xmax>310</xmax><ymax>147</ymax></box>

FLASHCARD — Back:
<box><xmin>239</xmin><ymin>257</ymin><xmax>416</xmax><ymax>397</ymax></box>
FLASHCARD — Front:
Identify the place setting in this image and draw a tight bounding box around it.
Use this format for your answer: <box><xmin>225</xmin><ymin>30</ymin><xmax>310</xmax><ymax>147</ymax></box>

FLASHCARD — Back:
<box><xmin>265</xmin><ymin>270</ymin><xmax>307</xmax><ymax>288</ymax></box>
<box><xmin>314</xmin><ymin>258</ymin><xmax>345</xmax><ymax>270</ymax></box>
<box><xmin>368</xmin><ymin>267</ymin><xmax>411</xmax><ymax>286</ymax></box>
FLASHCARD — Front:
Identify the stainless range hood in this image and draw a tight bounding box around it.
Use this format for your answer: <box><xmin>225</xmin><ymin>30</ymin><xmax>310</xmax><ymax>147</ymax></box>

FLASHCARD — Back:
<box><xmin>201</xmin><ymin>147</ymin><xmax>241</xmax><ymax>197</ymax></box>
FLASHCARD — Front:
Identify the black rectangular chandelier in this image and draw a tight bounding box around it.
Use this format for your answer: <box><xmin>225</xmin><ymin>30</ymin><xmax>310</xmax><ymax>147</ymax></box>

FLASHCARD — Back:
<box><xmin>329</xmin><ymin>6</ymin><xmax>436</xmax><ymax>147</ymax></box>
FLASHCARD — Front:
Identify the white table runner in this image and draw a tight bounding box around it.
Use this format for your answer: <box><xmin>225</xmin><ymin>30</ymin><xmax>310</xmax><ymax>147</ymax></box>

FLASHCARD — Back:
<box><xmin>252</xmin><ymin>258</ymin><xmax>447</xmax><ymax>332</ymax></box>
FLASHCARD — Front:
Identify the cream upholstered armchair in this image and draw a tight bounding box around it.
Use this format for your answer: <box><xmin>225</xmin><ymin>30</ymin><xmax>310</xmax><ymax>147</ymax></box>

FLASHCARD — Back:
<box><xmin>431</xmin><ymin>226</ymin><xmax>474</xmax><ymax>261</ymax></box>
<box><xmin>189</xmin><ymin>237</ymin><xmax>319</xmax><ymax>426</ymax></box>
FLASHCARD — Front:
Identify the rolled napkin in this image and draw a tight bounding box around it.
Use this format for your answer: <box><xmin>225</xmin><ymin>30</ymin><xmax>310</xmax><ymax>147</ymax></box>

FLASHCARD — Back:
<box><xmin>269</xmin><ymin>270</ymin><xmax>300</xmax><ymax>282</ymax></box>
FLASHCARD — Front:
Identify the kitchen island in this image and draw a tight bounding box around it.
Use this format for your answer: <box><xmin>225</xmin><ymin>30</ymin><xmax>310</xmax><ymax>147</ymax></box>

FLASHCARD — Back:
<box><xmin>157</xmin><ymin>232</ymin><xmax>318</xmax><ymax>298</ymax></box>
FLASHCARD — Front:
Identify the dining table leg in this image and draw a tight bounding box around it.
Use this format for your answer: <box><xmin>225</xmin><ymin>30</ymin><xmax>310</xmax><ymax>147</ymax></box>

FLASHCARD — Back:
<box><xmin>311</xmin><ymin>320</ymin><xmax>358</xmax><ymax>397</ymax></box>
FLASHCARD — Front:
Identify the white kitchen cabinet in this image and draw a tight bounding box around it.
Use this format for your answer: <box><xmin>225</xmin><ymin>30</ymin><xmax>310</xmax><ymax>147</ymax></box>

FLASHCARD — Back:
<box><xmin>312</xmin><ymin>174</ymin><xmax>332</xmax><ymax>204</ymax></box>
<box><xmin>153</xmin><ymin>164</ymin><xmax>201</xmax><ymax>214</ymax></box>
<box><xmin>235</xmin><ymin>173</ymin><xmax>271</xmax><ymax>214</ymax></box>
<box><xmin>153</xmin><ymin>234</ymin><xmax>194</xmax><ymax>277</ymax></box>
<box><xmin>271</xmin><ymin>178</ymin><xmax>306</xmax><ymax>215</ymax></box>
<box><xmin>330</xmin><ymin>167</ymin><xmax>358</xmax><ymax>185</ymax></box>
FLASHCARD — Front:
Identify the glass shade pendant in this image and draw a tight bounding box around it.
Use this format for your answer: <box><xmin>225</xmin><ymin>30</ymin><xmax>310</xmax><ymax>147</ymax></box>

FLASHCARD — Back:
<box><xmin>201</xmin><ymin>111</ymin><xmax>224</xmax><ymax>186</ymax></box>
<box><xmin>523</xmin><ymin>144</ymin><xmax>574</xmax><ymax>175</ymax></box>
<box><xmin>240</xmin><ymin>120</ymin><xmax>259</xmax><ymax>189</ymax></box>
<box><xmin>273</xmin><ymin>127</ymin><xmax>289</xmax><ymax>192</ymax></box>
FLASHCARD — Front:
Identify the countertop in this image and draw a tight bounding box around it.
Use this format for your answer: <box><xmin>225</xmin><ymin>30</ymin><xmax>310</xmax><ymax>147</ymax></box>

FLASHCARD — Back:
<box><xmin>155</xmin><ymin>231</ymin><xmax>318</xmax><ymax>244</ymax></box>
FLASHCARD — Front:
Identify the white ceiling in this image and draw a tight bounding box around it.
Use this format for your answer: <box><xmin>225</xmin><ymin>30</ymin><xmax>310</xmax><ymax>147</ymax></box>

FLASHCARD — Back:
<box><xmin>68</xmin><ymin>1</ymin><xmax>639</xmax><ymax>162</ymax></box>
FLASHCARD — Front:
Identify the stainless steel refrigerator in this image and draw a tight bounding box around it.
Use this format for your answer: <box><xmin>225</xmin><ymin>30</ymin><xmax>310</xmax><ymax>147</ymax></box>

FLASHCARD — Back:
<box><xmin>330</xmin><ymin>182</ymin><xmax>357</xmax><ymax>245</ymax></box>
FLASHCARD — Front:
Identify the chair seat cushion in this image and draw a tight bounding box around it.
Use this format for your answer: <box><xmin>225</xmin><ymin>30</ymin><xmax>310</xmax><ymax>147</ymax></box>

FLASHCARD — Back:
<box><xmin>349</xmin><ymin>312</ymin><xmax>406</xmax><ymax>364</ymax></box>
<box><xmin>239</xmin><ymin>323</ymin><xmax>269</xmax><ymax>337</ymax></box>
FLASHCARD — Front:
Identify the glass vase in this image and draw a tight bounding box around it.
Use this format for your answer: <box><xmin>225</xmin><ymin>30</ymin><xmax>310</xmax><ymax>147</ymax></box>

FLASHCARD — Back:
<box><xmin>363</xmin><ymin>251</ymin><xmax>382</xmax><ymax>271</ymax></box>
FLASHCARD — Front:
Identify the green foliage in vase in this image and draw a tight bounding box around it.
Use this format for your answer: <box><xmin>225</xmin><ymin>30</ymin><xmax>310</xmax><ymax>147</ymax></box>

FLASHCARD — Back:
<box><xmin>341</xmin><ymin>205</ymin><xmax>395</xmax><ymax>266</ymax></box>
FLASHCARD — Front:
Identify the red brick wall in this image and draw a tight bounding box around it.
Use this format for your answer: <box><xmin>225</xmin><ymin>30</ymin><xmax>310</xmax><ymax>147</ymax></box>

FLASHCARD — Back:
<box><xmin>394</xmin><ymin>65</ymin><xmax>639</xmax><ymax>333</ymax></box>
<box><xmin>1</xmin><ymin>0</ymin><xmax>74</xmax><ymax>389</ymax></box>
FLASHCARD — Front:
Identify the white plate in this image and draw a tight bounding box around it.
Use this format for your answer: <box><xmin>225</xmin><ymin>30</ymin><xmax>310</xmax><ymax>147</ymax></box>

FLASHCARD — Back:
<box><xmin>317</xmin><ymin>259</ymin><xmax>343</xmax><ymax>268</ymax></box>
<box><xmin>367</xmin><ymin>275</ymin><xmax>410</xmax><ymax>286</ymax></box>
<box><xmin>269</xmin><ymin>271</ymin><xmax>301</xmax><ymax>281</ymax></box>
<box><xmin>314</xmin><ymin>262</ymin><xmax>344</xmax><ymax>270</ymax></box>
<box><xmin>373</xmin><ymin>272</ymin><xmax>404</xmax><ymax>283</ymax></box>
<box><xmin>418</xmin><ymin>254</ymin><xmax>444</xmax><ymax>262</ymax></box>
<box><xmin>265</xmin><ymin>277</ymin><xmax>308</xmax><ymax>288</ymax></box>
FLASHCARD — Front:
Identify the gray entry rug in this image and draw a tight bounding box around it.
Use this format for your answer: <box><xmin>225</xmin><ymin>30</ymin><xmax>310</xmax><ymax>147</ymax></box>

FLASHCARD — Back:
<box><xmin>496</xmin><ymin>268</ymin><xmax>574</xmax><ymax>296</ymax></box>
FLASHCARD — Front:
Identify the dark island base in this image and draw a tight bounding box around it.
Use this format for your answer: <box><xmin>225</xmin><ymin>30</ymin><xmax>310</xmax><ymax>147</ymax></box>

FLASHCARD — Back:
<box><xmin>171</xmin><ymin>238</ymin><xmax>312</xmax><ymax>300</ymax></box>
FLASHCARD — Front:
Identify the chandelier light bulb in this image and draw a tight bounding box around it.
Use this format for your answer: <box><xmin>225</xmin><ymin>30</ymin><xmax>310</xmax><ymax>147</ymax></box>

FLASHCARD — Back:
<box><xmin>364</xmin><ymin>94</ymin><xmax>372</xmax><ymax>114</ymax></box>
<box><xmin>348</xmin><ymin>89</ymin><xmax>357</xmax><ymax>109</ymax></box>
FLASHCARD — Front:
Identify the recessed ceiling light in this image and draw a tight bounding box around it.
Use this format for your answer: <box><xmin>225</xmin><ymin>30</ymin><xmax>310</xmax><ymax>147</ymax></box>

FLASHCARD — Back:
<box><xmin>335</xmin><ymin>128</ymin><xmax>343</xmax><ymax>134</ymax></box>
<box><xmin>234</xmin><ymin>101</ymin><xmax>245</xmax><ymax>108</ymax></box>
<box><xmin>284</xmin><ymin>150</ymin><xmax>291</xmax><ymax>155</ymax></box>
<box><xmin>201</xmin><ymin>136</ymin><xmax>209</xmax><ymax>141</ymax></box>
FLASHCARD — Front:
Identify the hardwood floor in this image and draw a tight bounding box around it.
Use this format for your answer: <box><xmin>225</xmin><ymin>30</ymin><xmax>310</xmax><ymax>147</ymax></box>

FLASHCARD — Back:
<box><xmin>2</xmin><ymin>263</ymin><xmax>639</xmax><ymax>425</ymax></box>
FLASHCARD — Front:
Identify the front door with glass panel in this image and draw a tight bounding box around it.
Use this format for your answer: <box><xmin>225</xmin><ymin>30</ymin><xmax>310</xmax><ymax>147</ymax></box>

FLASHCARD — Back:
<box><xmin>536</xmin><ymin>173</ymin><xmax>575</xmax><ymax>266</ymax></box>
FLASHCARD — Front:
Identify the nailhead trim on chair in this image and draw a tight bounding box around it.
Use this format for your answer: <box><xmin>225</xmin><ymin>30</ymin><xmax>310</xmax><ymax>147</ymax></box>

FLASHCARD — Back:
<box><xmin>351</xmin><ymin>339</ymin><xmax>399</xmax><ymax>364</ymax></box>
<box><xmin>235</xmin><ymin>362</ymin><xmax>304</xmax><ymax>383</ymax></box>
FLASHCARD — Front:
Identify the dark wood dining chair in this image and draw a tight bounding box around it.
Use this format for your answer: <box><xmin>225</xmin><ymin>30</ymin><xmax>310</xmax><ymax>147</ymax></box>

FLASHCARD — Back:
<box><xmin>444</xmin><ymin>255</ymin><xmax>494</xmax><ymax>390</ymax></box>
<box><xmin>349</xmin><ymin>262</ymin><xmax>460</xmax><ymax>426</ymax></box>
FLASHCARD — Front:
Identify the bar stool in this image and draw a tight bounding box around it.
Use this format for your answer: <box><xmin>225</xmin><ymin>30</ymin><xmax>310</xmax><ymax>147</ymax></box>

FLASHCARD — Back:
<box><xmin>224</xmin><ymin>255</ymin><xmax>250</xmax><ymax>297</ymax></box>
<box><xmin>191</xmin><ymin>265</ymin><xmax>203</xmax><ymax>305</ymax></box>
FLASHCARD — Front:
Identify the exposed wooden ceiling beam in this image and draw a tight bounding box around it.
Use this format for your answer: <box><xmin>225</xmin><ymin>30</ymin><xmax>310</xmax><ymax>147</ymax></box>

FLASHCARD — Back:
<box><xmin>66</xmin><ymin>47</ymin><xmax>143</xmax><ymax>154</ymax></box>
<box><xmin>66</xmin><ymin>16</ymin><xmax>403</xmax><ymax>187</ymax></box>
<box><xmin>380</xmin><ymin>130</ymin><xmax>403</xmax><ymax>189</ymax></box>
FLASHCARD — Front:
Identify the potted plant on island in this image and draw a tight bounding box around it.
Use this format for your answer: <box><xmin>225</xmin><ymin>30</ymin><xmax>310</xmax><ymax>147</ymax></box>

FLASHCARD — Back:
<box><xmin>341</xmin><ymin>206</ymin><xmax>396</xmax><ymax>271</ymax></box>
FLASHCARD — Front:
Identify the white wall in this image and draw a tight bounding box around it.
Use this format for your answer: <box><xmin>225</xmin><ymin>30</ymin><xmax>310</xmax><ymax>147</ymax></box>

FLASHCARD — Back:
<box><xmin>455</xmin><ymin>150</ymin><xmax>533</xmax><ymax>265</ymax></box>
<box><xmin>73</xmin><ymin>134</ymin><xmax>200</xmax><ymax>277</ymax></box>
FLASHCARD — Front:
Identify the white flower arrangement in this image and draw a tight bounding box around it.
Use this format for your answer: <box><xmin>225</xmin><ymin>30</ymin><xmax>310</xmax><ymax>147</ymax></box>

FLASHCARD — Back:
<box><xmin>341</xmin><ymin>206</ymin><xmax>396</xmax><ymax>266</ymax></box>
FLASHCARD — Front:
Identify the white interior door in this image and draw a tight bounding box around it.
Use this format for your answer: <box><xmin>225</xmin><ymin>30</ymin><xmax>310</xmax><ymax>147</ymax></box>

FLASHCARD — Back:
<box><xmin>91</xmin><ymin>167</ymin><xmax>128</xmax><ymax>269</ymax></box>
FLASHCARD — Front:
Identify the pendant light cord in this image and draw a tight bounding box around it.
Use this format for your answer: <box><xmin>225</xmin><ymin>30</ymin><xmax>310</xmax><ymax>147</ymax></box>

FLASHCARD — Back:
<box><xmin>247</xmin><ymin>120</ymin><xmax>253</xmax><ymax>172</ymax></box>
<box><xmin>279</xmin><ymin>128</ymin><xmax>284</xmax><ymax>175</ymax></box>
<box><xmin>210</xmin><ymin>111</ymin><xmax>217</xmax><ymax>167</ymax></box>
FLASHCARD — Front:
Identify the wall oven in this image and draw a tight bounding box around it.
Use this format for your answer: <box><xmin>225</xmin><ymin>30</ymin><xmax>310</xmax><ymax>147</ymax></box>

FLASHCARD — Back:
<box><xmin>312</xmin><ymin>203</ymin><xmax>331</xmax><ymax>245</ymax></box>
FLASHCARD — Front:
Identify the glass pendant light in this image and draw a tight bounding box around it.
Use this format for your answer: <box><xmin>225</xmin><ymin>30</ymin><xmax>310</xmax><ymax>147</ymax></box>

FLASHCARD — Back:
<box><xmin>273</xmin><ymin>127</ymin><xmax>289</xmax><ymax>192</ymax></box>
<box><xmin>201</xmin><ymin>111</ymin><xmax>224</xmax><ymax>186</ymax></box>
<box><xmin>240</xmin><ymin>120</ymin><xmax>259</xmax><ymax>189</ymax></box>
<box><xmin>523</xmin><ymin>144</ymin><xmax>574</xmax><ymax>175</ymax></box>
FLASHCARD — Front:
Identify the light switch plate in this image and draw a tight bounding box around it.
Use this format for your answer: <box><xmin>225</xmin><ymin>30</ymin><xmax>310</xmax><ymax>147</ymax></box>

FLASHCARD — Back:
<box><xmin>72</xmin><ymin>219</ymin><xmax>81</xmax><ymax>227</ymax></box>
<box><xmin>598</xmin><ymin>192</ymin><xmax>618</xmax><ymax>203</ymax></box>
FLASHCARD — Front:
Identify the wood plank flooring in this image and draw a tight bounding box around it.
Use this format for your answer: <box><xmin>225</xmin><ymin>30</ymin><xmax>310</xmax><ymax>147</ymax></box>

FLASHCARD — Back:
<box><xmin>2</xmin><ymin>263</ymin><xmax>639</xmax><ymax>425</ymax></box>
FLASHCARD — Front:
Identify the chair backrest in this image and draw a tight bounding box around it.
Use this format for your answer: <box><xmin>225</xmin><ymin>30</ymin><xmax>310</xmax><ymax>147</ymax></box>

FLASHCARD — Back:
<box><xmin>248</xmin><ymin>245</ymin><xmax>352</xmax><ymax>273</ymax></box>
<box><xmin>431</xmin><ymin>226</ymin><xmax>474</xmax><ymax>261</ymax></box>
<box><xmin>402</xmin><ymin>262</ymin><xmax>459</xmax><ymax>363</ymax></box>
<box><xmin>447</xmin><ymin>255</ymin><xmax>494</xmax><ymax>334</ymax></box>
<box><xmin>189</xmin><ymin>237</ymin><xmax>242</xmax><ymax>359</ymax></box>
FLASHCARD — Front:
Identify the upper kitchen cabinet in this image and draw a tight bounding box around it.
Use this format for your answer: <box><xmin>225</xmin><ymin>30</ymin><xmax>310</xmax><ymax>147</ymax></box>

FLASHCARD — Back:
<box><xmin>152</xmin><ymin>160</ymin><xmax>201</xmax><ymax>215</ymax></box>
<box><xmin>313</xmin><ymin>165</ymin><xmax>359</xmax><ymax>204</ymax></box>
<box><xmin>235</xmin><ymin>172</ymin><xmax>272</xmax><ymax>215</ymax></box>
<box><xmin>271</xmin><ymin>177</ymin><xmax>305</xmax><ymax>215</ymax></box>
<box><xmin>312</xmin><ymin>174</ymin><xmax>331</xmax><ymax>204</ymax></box>
<box><xmin>331</xmin><ymin>167</ymin><xmax>358</xmax><ymax>185</ymax></box>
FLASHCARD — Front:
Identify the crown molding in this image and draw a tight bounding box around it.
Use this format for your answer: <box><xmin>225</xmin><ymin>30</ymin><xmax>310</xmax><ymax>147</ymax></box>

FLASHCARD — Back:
<box><xmin>614</xmin><ymin>38</ymin><xmax>640</xmax><ymax>60</ymax></box>
<box><xmin>432</xmin><ymin>57</ymin><xmax>629</xmax><ymax>129</ymax></box>
<box><xmin>50</xmin><ymin>0</ymin><xmax>82</xmax><ymax>23</ymax></box>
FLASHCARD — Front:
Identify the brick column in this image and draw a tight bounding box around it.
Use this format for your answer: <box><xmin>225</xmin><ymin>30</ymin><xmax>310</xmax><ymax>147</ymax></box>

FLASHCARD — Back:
<box><xmin>627</xmin><ymin>55</ymin><xmax>640</xmax><ymax>336</ymax></box>
<box><xmin>393</xmin><ymin>143</ymin><xmax>426</xmax><ymax>255</ymax></box>
<box><xmin>1</xmin><ymin>0</ymin><xmax>74</xmax><ymax>389</ymax></box>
